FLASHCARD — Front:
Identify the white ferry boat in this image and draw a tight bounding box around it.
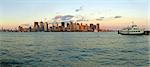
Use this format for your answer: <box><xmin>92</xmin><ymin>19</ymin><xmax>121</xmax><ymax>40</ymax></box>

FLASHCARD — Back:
<box><xmin>118</xmin><ymin>23</ymin><xmax>148</xmax><ymax>35</ymax></box>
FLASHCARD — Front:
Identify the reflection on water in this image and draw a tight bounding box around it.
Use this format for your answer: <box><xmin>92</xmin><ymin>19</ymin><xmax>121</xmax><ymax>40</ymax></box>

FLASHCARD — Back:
<box><xmin>0</xmin><ymin>32</ymin><xmax>149</xmax><ymax>67</ymax></box>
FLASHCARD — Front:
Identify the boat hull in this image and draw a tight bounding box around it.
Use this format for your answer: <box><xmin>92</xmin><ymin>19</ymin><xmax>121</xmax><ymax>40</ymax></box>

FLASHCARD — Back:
<box><xmin>118</xmin><ymin>31</ymin><xmax>149</xmax><ymax>35</ymax></box>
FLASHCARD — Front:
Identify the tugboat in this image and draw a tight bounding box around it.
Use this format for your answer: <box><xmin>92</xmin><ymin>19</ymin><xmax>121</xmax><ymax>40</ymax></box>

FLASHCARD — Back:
<box><xmin>118</xmin><ymin>22</ymin><xmax>149</xmax><ymax>35</ymax></box>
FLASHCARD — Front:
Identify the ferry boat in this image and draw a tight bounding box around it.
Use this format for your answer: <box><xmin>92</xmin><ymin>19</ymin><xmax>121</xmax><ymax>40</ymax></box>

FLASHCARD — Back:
<box><xmin>118</xmin><ymin>23</ymin><xmax>149</xmax><ymax>35</ymax></box>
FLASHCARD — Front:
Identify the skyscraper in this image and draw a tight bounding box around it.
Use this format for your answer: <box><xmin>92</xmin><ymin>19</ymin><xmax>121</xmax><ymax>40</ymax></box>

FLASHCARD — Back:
<box><xmin>96</xmin><ymin>23</ymin><xmax>100</xmax><ymax>32</ymax></box>
<box><xmin>39</xmin><ymin>21</ymin><xmax>44</xmax><ymax>32</ymax></box>
<box><xmin>61</xmin><ymin>22</ymin><xmax>65</xmax><ymax>32</ymax></box>
<box><xmin>66</xmin><ymin>23</ymin><xmax>70</xmax><ymax>32</ymax></box>
<box><xmin>34</xmin><ymin>22</ymin><xmax>39</xmax><ymax>32</ymax></box>
<box><xmin>61</xmin><ymin>22</ymin><xmax>65</xmax><ymax>27</ymax></box>
<box><xmin>85</xmin><ymin>24</ymin><xmax>88</xmax><ymax>32</ymax></box>
<box><xmin>90</xmin><ymin>24</ymin><xmax>94</xmax><ymax>32</ymax></box>
<box><xmin>18</xmin><ymin>26</ymin><xmax>23</xmax><ymax>32</ymax></box>
<box><xmin>70</xmin><ymin>22</ymin><xmax>73</xmax><ymax>32</ymax></box>
<box><xmin>29</xmin><ymin>26</ymin><xmax>32</xmax><ymax>32</ymax></box>
<box><xmin>73</xmin><ymin>23</ymin><xmax>77</xmax><ymax>31</ymax></box>
<box><xmin>93</xmin><ymin>25</ymin><xmax>96</xmax><ymax>32</ymax></box>
<box><xmin>67</xmin><ymin>23</ymin><xmax>69</xmax><ymax>27</ymax></box>
<box><xmin>76</xmin><ymin>23</ymin><xmax>80</xmax><ymax>31</ymax></box>
<box><xmin>44</xmin><ymin>22</ymin><xmax>48</xmax><ymax>32</ymax></box>
<box><xmin>80</xmin><ymin>23</ymin><xmax>84</xmax><ymax>32</ymax></box>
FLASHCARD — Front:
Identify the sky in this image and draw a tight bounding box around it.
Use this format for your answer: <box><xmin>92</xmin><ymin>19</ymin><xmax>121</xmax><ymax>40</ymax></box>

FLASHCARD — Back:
<box><xmin>0</xmin><ymin>0</ymin><xmax>149</xmax><ymax>30</ymax></box>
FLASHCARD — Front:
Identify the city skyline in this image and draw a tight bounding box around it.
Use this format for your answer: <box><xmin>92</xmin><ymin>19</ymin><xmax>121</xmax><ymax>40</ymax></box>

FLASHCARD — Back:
<box><xmin>17</xmin><ymin>21</ymin><xmax>102</xmax><ymax>32</ymax></box>
<box><xmin>0</xmin><ymin>0</ymin><xmax>149</xmax><ymax>30</ymax></box>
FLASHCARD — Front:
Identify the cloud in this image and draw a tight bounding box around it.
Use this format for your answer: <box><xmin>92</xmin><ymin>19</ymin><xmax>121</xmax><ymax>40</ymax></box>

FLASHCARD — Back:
<box><xmin>100</xmin><ymin>17</ymin><xmax>104</xmax><ymax>18</ymax></box>
<box><xmin>75</xmin><ymin>9</ymin><xmax>80</xmax><ymax>12</ymax></box>
<box><xmin>52</xmin><ymin>15</ymin><xmax>74</xmax><ymax>23</ymax></box>
<box><xmin>114</xmin><ymin>16</ymin><xmax>122</xmax><ymax>18</ymax></box>
<box><xmin>61</xmin><ymin>15</ymin><xmax>74</xmax><ymax>20</ymax></box>
<box><xmin>75</xmin><ymin>6</ymin><xmax>82</xmax><ymax>12</ymax></box>
<box><xmin>52</xmin><ymin>14</ymin><xmax>88</xmax><ymax>23</ymax></box>
<box><xmin>96</xmin><ymin>17</ymin><xmax>104</xmax><ymax>21</ymax></box>
<box><xmin>72</xmin><ymin>15</ymin><xmax>88</xmax><ymax>22</ymax></box>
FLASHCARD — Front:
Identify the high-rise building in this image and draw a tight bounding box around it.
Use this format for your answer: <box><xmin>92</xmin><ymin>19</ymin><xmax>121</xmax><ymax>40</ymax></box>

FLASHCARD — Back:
<box><xmin>61</xmin><ymin>22</ymin><xmax>65</xmax><ymax>27</ymax></box>
<box><xmin>52</xmin><ymin>25</ymin><xmax>55</xmax><ymax>32</ymax></box>
<box><xmin>49</xmin><ymin>27</ymin><xmax>53</xmax><ymax>32</ymax></box>
<box><xmin>39</xmin><ymin>22</ymin><xmax>44</xmax><ymax>31</ymax></box>
<box><xmin>90</xmin><ymin>24</ymin><xmax>94</xmax><ymax>32</ymax></box>
<box><xmin>66</xmin><ymin>23</ymin><xmax>70</xmax><ymax>32</ymax></box>
<box><xmin>85</xmin><ymin>24</ymin><xmax>88</xmax><ymax>32</ymax></box>
<box><xmin>34</xmin><ymin>22</ymin><xmax>39</xmax><ymax>32</ymax></box>
<box><xmin>29</xmin><ymin>26</ymin><xmax>32</xmax><ymax>32</ymax></box>
<box><xmin>80</xmin><ymin>23</ymin><xmax>84</xmax><ymax>32</ymax></box>
<box><xmin>93</xmin><ymin>25</ymin><xmax>96</xmax><ymax>32</ymax></box>
<box><xmin>67</xmin><ymin>23</ymin><xmax>69</xmax><ymax>27</ymax></box>
<box><xmin>74</xmin><ymin>23</ymin><xmax>77</xmax><ymax>31</ymax></box>
<box><xmin>76</xmin><ymin>23</ymin><xmax>80</xmax><ymax>31</ymax></box>
<box><xmin>70</xmin><ymin>22</ymin><xmax>73</xmax><ymax>32</ymax></box>
<box><xmin>18</xmin><ymin>26</ymin><xmax>23</xmax><ymax>32</ymax></box>
<box><xmin>44</xmin><ymin>22</ymin><xmax>48</xmax><ymax>32</ymax></box>
<box><xmin>96</xmin><ymin>23</ymin><xmax>100</xmax><ymax>32</ymax></box>
<box><xmin>61</xmin><ymin>22</ymin><xmax>65</xmax><ymax>32</ymax></box>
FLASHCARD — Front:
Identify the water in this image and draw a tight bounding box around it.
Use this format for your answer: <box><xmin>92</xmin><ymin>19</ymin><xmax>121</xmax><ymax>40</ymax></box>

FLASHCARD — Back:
<box><xmin>0</xmin><ymin>32</ymin><xmax>149</xmax><ymax>67</ymax></box>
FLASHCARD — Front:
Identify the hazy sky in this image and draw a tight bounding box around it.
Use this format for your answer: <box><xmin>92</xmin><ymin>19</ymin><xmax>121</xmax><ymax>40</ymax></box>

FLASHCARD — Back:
<box><xmin>0</xmin><ymin>0</ymin><xmax>149</xmax><ymax>29</ymax></box>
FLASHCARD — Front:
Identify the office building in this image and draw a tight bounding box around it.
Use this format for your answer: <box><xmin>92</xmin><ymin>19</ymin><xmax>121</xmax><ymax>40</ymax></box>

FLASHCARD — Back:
<box><xmin>90</xmin><ymin>24</ymin><xmax>94</xmax><ymax>32</ymax></box>
<box><xmin>39</xmin><ymin>22</ymin><xmax>44</xmax><ymax>31</ymax></box>
<box><xmin>29</xmin><ymin>26</ymin><xmax>32</xmax><ymax>32</ymax></box>
<box><xmin>34</xmin><ymin>22</ymin><xmax>40</xmax><ymax>32</ymax></box>
<box><xmin>61</xmin><ymin>22</ymin><xmax>65</xmax><ymax>31</ymax></box>
<box><xmin>70</xmin><ymin>22</ymin><xmax>73</xmax><ymax>32</ymax></box>
<box><xmin>96</xmin><ymin>23</ymin><xmax>100</xmax><ymax>32</ymax></box>
<box><xmin>85</xmin><ymin>24</ymin><xmax>88</xmax><ymax>32</ymax></box>
<box><xmin>66</xmin><ymin>23</ymin><xmax>70</xmax><ymax>32</ymax></box>
<box><xmin>67</xmin><ymin>23</ymin><xmax>69</xmax><ymax>27</ymax></box>
<box><xmin>80</xmin><ymin>23</ymin><xmax>84</xmax><ymax>32</ymax></box>
<box><xmin>44</xmin><ymin>22</ymin><xmax>48</xmax><ymax>32</ymax></box>
<box><xmin>73</xmin><ymin>23</ymin><xmax>77</xmax><ymax>31</ymax></box>
<box><xmin>61</xmin><ymin>22</ymin><xmax>65</xmax><ymax>27</ymax></box>
<box><xmin>18</xmin><ymin>26</ymin><xmax>23</xmax><ymax>32</ymax></box>
<box><xmin>76</xmin><ymin>23</ymin><xmax>80</xmax><ymax>31</ymax></box>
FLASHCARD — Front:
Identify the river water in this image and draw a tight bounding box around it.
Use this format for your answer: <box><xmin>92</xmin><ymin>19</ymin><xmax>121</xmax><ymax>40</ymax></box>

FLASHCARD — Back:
<box><xmin>0</xmin><ymin>32</ymin><xmax>149</xmax><ymax>67</ymax></box>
